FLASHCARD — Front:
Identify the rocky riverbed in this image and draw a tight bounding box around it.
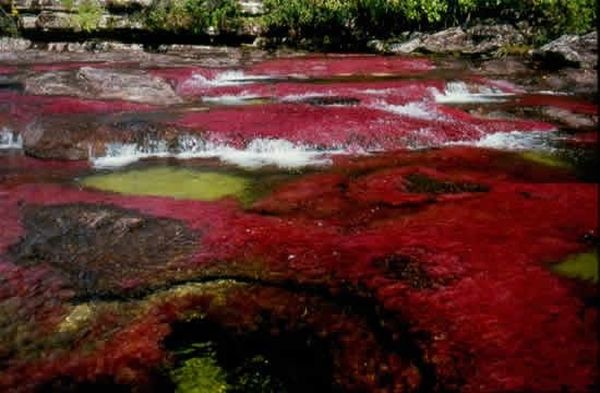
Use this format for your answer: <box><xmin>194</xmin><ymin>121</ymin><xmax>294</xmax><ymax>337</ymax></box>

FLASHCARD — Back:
<box><xmin>0</xmin><ymin>42</ymin><xmax>598</xmax><ymax>392</ymax></box>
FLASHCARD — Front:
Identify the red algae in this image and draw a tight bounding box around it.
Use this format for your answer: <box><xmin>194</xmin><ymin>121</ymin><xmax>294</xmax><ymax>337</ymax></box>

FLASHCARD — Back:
<box><xmin>29</xmin><ymin>61</ymin><xmax>137</xmax><ymax>73</ymax></box>
<box><xmin>178</xmin><ymin>78</ymin><xmax>446</xmax><ymax>100</ymax></box>
<box><xmin>0</xmin><ymin>65</ymin><xmax>17</xmax><ymax>75</ymax></box>
<box><xmin>175</xmin><ymin>102</ymin><xmax>554</xmax><ymax>149</ymax></box>
<box><xmin>0</xmin><ymin>92</ymin><xmax>156</xmax><ymax>123</ymax></box>
<box><xmin>247</xmin><ymin>55</ymin><xmax>434</xmax><ymax>77</ymax></box>
<box><xmin>1</xmin><ymin>50</ymin><xmax>597</xmax><ymax>392</ymax></box>
<box><xmin>563</xmin><ymin>131</ymin><xmax>598</xmax><ymax>146</ymax></box>
<box><xmin>515</xmin><ymin>94</ymin><xmax>599</xmax><ymax>115</ymax></box>
<box><xmin>0</xmin><ymin>145</ymin><xmax>597</xmax><ymax>391</ymax></box>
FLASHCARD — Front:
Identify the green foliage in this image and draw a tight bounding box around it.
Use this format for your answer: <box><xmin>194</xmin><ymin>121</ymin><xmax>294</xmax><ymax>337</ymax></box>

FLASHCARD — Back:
<box><xmin>61</xmin><ymin>0</ymin><xmax>75</xmax><ymax>11</ymax></box>
<box><xmin>144</xmin><ymin>0</ymin><xmax>241</xmax><ymax>34</ymax></box>
<box><xmin>72</xmin><ymin>0</ymin><xmax>104</xmax><ymax>33</ymax></box>
<box><xmin>455</xmin><ymin>0</ymin><xmax>597</xmax><ymax>43</ymax></box>
<box><xmin>0</xmin><ymin>7</ymin><xmax>19</xmax><ymax>37</ymax></box>
<box><xmin>261</xmin><ymin>0</ymin><xmax>597</xmax><ymax>47</ymax></box>
<box><xmin>170</xmin><ymin>356</ymin><xmax>230</xmax><ymax>393</ymax></box>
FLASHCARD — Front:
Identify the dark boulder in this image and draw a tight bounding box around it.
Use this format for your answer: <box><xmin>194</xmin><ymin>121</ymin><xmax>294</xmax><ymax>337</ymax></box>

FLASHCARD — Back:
<box><xmin>22</xmin><ymin>116</ymin><xmax>186</xmax><ymax>160</ymax></box>
<box><xmin>9</xmin><ymin>203</ymin><xmax>199</xmax><ymax>297</ymax></box>
<box><xmin>533</xmin><ymin>32</ymin><xmax>597</xmax><ymax>69</ymax></box>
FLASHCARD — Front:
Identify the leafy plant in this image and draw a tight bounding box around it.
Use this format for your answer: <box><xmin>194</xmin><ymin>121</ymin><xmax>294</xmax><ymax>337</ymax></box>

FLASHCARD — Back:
<box><xmin>72</xmin><ymin>0</ymin><xmax>104</xmax><ymax>33</ymax></box>
<box><xmin>61</xmin><ymin>0</ymin><xmax>75</xmax><ymax>11</ymax></box>
<box><xmin>260</xmin><ymin>0</ymin><xmax>597</xmax><ymax>47</ymax></box>
<box><xmin>0</xmin><ymin>6</ymin><xmax>19</xmax><ymax>37</ymax></box>
<box><xmin>144</xmin><ymin>0</ymin><xmax>241</xmax><ymax>34</ymax></box>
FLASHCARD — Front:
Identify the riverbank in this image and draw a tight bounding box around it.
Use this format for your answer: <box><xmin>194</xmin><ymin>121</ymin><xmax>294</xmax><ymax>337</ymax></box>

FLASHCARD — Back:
<box><xmin>2</xmin><ymin>1</ymin><xmax>597</xmax><ymax>55</ymax></box>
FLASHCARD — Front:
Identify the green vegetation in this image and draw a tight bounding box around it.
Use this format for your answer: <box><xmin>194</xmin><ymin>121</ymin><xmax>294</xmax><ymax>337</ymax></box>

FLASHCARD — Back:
<box><xmin>261</xmin><ymin>0</ymin><xmax>596</xmax><ymax>48</ymax></box>
<box><xmin>551</xmin><ymin>251</ymin><xmax>598</xmax><ymax>283</ymax></box>
<box><xmin>6</xmin><ymin>0</ymin><xmax>596</xmax><ymax>48</ymax></box>
<box><xmin>171</xmin><ymin>356</ymin><xmax>230</xmax><ymax>393</ymax></box>
<box><xmin>81</xmin><ymin>167</ymin><xmax>252</xmax><ymax>202</ymax></box>
<box><xmin>144</xmin><ymin>0</ymin><xmax>241</xmax><ymax>34</ymax></box>
<box><xmin>61</xmin><ymin>0</ymin><xmax>104</xmax><ymax>32</ymax></box>
<box><xmin>76</xmin><ymin>0</ymin><xmax>104</xmax><ymax>32</ymax></box>
<box><xmin>0</xmin><ymin>5</ymin><xmax>19</xmax><ymax>37</ymax></box>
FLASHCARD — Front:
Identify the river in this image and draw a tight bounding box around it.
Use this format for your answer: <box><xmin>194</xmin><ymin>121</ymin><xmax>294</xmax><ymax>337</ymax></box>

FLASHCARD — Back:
<box><xmin>0</xmin><ymin>48</ymin><xmax>597</xmax><ymax>392</ymax></box>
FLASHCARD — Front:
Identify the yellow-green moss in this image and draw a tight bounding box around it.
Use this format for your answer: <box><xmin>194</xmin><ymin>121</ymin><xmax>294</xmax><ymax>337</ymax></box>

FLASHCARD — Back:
<box><xmin>171</xmin><ymin>356</ymin><xmax>230</xmax><ymax>393</ymax></box>
<box><xmin>551</xmin><ymin>251</ymin><xmax>598</xmax><ymax>283</ymax></box>
<box><xmin>520</xmin><ymin>151</ymin><xmax>572</xmax><ymax>169</ymax></box>
<box><xmin>81</xmin><ymin>167</ymin><xmax>251</xmax><ymax>202</ymax></box>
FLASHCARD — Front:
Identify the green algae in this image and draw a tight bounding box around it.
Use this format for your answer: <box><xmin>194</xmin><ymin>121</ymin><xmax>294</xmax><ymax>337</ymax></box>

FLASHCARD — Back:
<box><xmin>520</xmin><ymin>151</ymin><xmax>572</xmax><ymax>169</ymax></box>
<box><xmin>171</xmin><ymin>355</ymin><xmax>230</xmax><ymax>393</ymax></box>
<box><xmin>551</xmin><ymin>251</ymin><xmax>598</xmax><ymax>283</ymax></box>
<box><xmin>81</xmin><ymin>167</ymin><xmax>251</xmax><ymax>202</ymax></box>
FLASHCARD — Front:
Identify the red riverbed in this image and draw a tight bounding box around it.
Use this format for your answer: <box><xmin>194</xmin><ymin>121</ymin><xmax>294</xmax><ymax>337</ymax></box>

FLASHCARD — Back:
<box><xmin>0</xmin><ymin>52</ymin><xmax>597</xmax><ymax>392</ymax></box>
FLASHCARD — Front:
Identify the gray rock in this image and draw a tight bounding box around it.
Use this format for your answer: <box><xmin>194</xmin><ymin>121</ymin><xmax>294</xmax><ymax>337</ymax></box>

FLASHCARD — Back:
<box><xmin>20</xmin><ymin>15</ymin><xmax>38</xmax><ymax>30</ymax></box>
<box><xmin>388</xmin><ymin>25</ymin><xmax>526</xmax><ymax>55</ymax></box>
<box><xmin>366</xmin><ymin>39</ymin><xmax>387</xmax><ymax>53</ymax></box>
<box><xmin>542</xmin><ymin>107</ymin><xmax>597</xmax><ymax>129</ymax></box>
<box><xmin>25</xmin><ymin>67</ymin><xmax>182</xmax><ymax>105</ymax></box>
<box><xmin>420</xmin><ymin>27</ymin><xmax>469</xmax><ymax>53</ymax></box>
<box><xmin>388</xmin><ymin>36</ymin><xmax>424</xmax><ymax>54</ymax></box>
<box><xmin>35</xmin><ymin>11</ymin><xmax>72</xmax><ymax>30</ymax></box>
<box><xmin>465</xmin><ymin>24</ymin><xmax>525</xmax><ymax>54</ymax></box>
<box><xmin>534</xmin><ymin>32</ymin><xmax>597</xmax><ymax>69</ymax></box>
<box><xmin>83</xmin><ymin>41</ymin><xmax>144</xmax><ymax>52</ymax></box>
<box><xmin>0</xmin><ymin>37</ymin><xmax>32</xmax><ymax>52</ymax></box>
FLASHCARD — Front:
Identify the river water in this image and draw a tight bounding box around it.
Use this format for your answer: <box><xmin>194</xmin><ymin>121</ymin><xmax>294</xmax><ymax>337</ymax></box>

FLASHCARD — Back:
<box><xmin>0</xmin><ymin>49</ymin><xmax>597</xmax><ymax>392</ymax></box>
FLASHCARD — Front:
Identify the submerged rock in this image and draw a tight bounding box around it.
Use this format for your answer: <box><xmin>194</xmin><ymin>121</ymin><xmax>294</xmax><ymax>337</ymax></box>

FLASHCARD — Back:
<box><xmin>0</xmin><ymin>37</ymin><xmax>32</xmax><ymax>52</ymax></box>
<box><xmin>9</xmin><ymin>203</ymin><xmax>199</xmax><ymax>297</ymax></box>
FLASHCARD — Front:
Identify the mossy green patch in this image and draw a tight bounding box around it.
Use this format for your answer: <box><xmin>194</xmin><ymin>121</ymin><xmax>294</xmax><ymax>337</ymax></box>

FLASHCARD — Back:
<box><xmin>551</xmin><ymin>251</ymin><xmax>598</xmax><ymax>283</ymax></box>
<box><xmin>520</xmin><ymin>151</ymin><xmax>572</xmax><ymax>169</ymax></box>
<box><xmin>81</xmin><ymin>167</ymin><xmax>251</xmax><ymax>202</ymax></box>
<box><xmin>171</xmin><ymin>355</ymin><xmax>230</xmax><ymax>393</ymax></box>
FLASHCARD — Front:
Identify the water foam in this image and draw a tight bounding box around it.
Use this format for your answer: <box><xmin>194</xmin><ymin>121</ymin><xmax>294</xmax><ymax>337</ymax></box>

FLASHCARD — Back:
<box><xmin>181</xmin><ymin>70</ymin><xmax>271</xmax><ymax>89</ymax></box>
<box><xmin>373</xmin><ymin>101</ymin><xmax>441</xmax><ymax>120</ymax></box>
<box><xmin>202</xmin><ymin>94</ymin><xmax>262</xmax><ymax>105</ymax></box>
<box><xmin>446</xmin><ymin>131</ymin><xmax>555</xmax><ymax>151</ymax></box>
<box><xmin>433</xmin><ymin>81</ymin><xmax>514</xmax><ymax>104</ymax></box>
<box><xmin>0</xmin><ymin>127</ymin><xmax>22</xmax><ymax>149</ymax></box>
<box><xmin>91</xmin><ymin>135</ymin><xmax>340</xmax><ymax>169</ymax></box>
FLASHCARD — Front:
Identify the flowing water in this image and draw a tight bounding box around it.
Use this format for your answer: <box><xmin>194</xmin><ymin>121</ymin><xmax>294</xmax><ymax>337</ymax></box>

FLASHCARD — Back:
<box><xmin>0</xmin><ymin>50</ymin><xmax>597</xmax><ymax>392</ymax></box>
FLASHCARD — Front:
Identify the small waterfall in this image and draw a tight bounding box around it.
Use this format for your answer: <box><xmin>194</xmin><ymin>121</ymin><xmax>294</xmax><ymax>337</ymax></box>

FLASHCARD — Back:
<box><xmin>0</xmin><ymin>127</ymin><xmax>23</xmax><ymax>149</ymax></box>
<box><xmin>91</xmin><ymin>134</ymin><xmax>341</xmax><ymax>169</ymax></box>
<box><xmin>445</xmin><ymin>131</ymin><xmax>556</xmax><ymax>151</ymax></box>
<box><xmin>433</xmin><ymin>81</ymin><xmax>514</xmax><ymax>104</ymax></box>
<box><xmin>373</xmin><ymin>101</ymin><xmax>442</xmax><ymax>120</ymax></box>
